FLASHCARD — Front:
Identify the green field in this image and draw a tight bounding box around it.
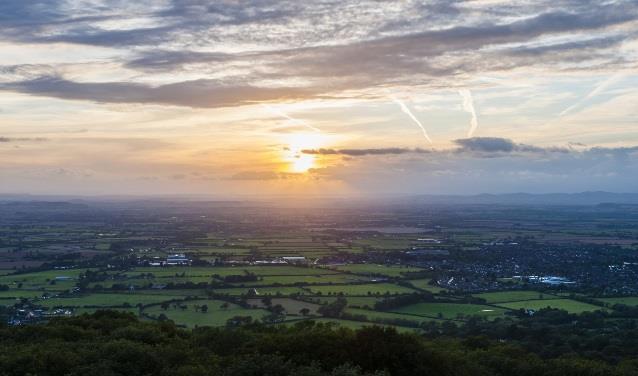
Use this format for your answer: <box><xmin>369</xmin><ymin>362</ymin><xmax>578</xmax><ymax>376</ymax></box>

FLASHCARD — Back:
<box><xmin>234</xmin><ymin>274</ymin><xmax>369</xmax><ymax>286</ymax></box>
<box><xmin>246</xmin><ymin>297</ymin><xmax>320</xmax><ymax>315</ymax></box>
<box><xmin>132</xmin><ymin>266</ymin><xmax>338</xmax><ymax>277</ymax></box>
<box><xmin>0</xmin><ymin>269</ymin><xmax>85</xmax><ymax>291</ymax></box>
<box><xmin>346</xmin><ymin>307</ymin><xmax>442</xmax><ymax>324</ymax></box>
<box><xmin>294</xmin><ymin>318</ymin><xmax>417</xmax><ymax>332</ymax></box>
<box><xmin>0</xmin><ymin>289</ymin><xmax>52</xmax><ymax>299</ymax></box>
<box><xmin>473</xmin><ymin>291</ymin><xmax>557</xmax><ymax>304</ymax></box>
<box><xmin>330</xmin><ymin>264</ymin><xmax>424</xmax><ymax>277</ymax></box>
<box><xmin>392</xmin><ymin>303</ymin><xmax>508</xmax><ymax>320</ymax></box>
<box><xmin>143</xmin><ymin>299</ymin><xmax>271</xmax><ymax>327</ymax></box>
<box><xmin>495</xmin><ymin>299</ymin><xmax>606</xmax><ymax>313</ymax></box>
<box><xmin>352</xmin><ymin>238</ymin><xmax>413</xmax><ymax>250</ymax></box>
<box><xmin>314</xmin><ymin>296</ymin><xmax>382</xmax><ymax>308</ymax></box>
<box><xmin>0</xmin><ymin>270</ymin><xmax>85</xmax><ymax>282</ymax></box>
<box><xmin>597</xmin><ymin>297</ymin><xmax>638</xmax><ymax>307</ymax></box>
<box><xmin>407</xmin><ymin>279</ymin><xmax>446</xmax><ymax>293</ymax></box>
<box><xmin>212</xmin><ymin>286</ymin><xmax>308</xmax><ymax>296</ymax></box>
<box><xmin>308</xmin><ymin>283</ymin><xmax>416</xmax><ymax>296</ymax></box>
<box><xmin>37</xmin><ymin>293</ymin><xmax>187</xmax><ymax>309</ymax></box>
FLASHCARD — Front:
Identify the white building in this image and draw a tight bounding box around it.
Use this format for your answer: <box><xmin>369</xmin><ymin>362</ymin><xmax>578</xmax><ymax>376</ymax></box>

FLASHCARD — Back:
<box><xmin>166</xmin><ymin>254</ymin><xmax>190</xmax><ymax>265</ymax></box>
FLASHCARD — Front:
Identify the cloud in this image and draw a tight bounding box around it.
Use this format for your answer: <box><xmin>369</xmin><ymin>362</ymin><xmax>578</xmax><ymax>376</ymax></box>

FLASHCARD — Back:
<box><xmin>0</xmin><ymin>136</ymin><xmax>48</xmax><ymax>143</ymax></box>
<box><xmin>297</xmin><ymin>141</ymin><xmax>638</xmax><ymax>195</ymax></box>
<box><xmin>459</xmin><ymin>89</ymin><xmax>478</xmax><ymax>137</ymax></box>
<box><xmin>125</xmin><ymin>50</ymin><xmax>232</xmax><ymax>71</ymax></box>
<box><xmin>185</xmin><ymin>5</ymin><xmax>633</xmax><ymax>74</ymax></box>
<box><xmin>303</xmin><ymin>138</ymin><xmax>575</xmax><ymax>159</ymax></box>
<box><xmin>559</xmin><ymin>72</ymin><xmax>626</xmax><ymax>116</ymax></box>
<box><xmin>0</xmin><ymin>76</ymin><xmax>317</xmax><ymax>108</ymax></box>
<box><xmin>453</xmin><ymin>137</ymin><xmax>570</xmax><ymax>154</ymax></box>
<box><xmin>261</xmin><ymin>104</ymin><xmax>320</xmax><ymax>132</ymax></box>
<box><xmin>454</xmin><ymin>137</ymin><xmax>517</xmax><ymax>153</ymax></box>
<box><xmin>389</xmin><ymin>95</ymin><xmax>432</xmax><ymax>143</ymax></box>
<box><xmin>229</xmin><ymin>171</ymin><xmax>304</xmax><ymax>180</ymax></box>
<box><xmin>302</xmin><ymin>147</ymin><xmax>431</xmax><ymax>156</ymax></box>
<box><xmin>1</xmin><ymin>1</ymin><xmax>635</xmax><ymax>108</ymax></box>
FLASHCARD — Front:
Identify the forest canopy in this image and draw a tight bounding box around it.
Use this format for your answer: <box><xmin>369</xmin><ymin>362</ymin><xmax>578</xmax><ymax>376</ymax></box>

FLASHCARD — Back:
<box><xmin>1</xmin><ymin>311</ymin><xmax>638</xmax><ymax>376</ymax></box>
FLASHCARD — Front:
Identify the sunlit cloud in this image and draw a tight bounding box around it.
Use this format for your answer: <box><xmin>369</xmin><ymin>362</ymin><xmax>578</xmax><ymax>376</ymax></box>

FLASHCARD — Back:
<box><xmin>458</xmin><ymin>89</ymin><xmax>478</xmax><ymax>137</ymax></box>
<box><xmin>260</xmin><ymin>104</ymin><xmax>321</xmax><ymax>133</ymax></box>
<box><xmin>389</xmin><ymin>95</ymin><xmax>432</xmax><ymax>144</ymax></box>
<box><xmin>558</xmin><ymin>73</ymin><xmax>626</xmax><ymax>116</ymax></box>
<box><xmin>0</xmin><ymin>0</ymin><xmax>637</xmax><ymax>196</ymax></box>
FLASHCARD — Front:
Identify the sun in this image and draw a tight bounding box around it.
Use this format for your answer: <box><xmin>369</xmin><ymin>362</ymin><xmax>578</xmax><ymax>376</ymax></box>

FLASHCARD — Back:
<box><xmin>292</xmin><ymin>154</ymin><xmax>316</xmax><ymax>173</ymax></box>
<box><xmin>283</xmin><ymin>132</ymin><xmax>325</xmax><ymax>173</ymax></box>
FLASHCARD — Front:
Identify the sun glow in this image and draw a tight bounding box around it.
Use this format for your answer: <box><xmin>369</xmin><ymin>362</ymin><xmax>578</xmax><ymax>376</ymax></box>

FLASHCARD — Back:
<box><xmin>292</xmin><ymin>154</ymin><xmax>316</xmax><ymax>173</ymax></box>
<box><xmin>283</xmin><ymin>133</ymin><xmax>325</xmax><ymax>173</ymax></box>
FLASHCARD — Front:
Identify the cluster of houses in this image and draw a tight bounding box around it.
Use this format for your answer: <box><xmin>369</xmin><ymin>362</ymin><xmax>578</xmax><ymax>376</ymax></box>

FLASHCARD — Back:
<box><xmin>7</xmin><ymin>308</ymin><xmax>72</xmax><ymax>326</ymax></box>
<box><xmin>147</xmin><ymin>254</ymin><xmax>191</xmax><ymax>266</ymax></box>
<box><xmin>513</xmin><ymin>275</ymin><xmax>575</xmax><ymax>285</ymax></box>
<box><xmin>141</xmin><ymin>253</ymin><xmax>310</xmax><ymax>267</ymax></box>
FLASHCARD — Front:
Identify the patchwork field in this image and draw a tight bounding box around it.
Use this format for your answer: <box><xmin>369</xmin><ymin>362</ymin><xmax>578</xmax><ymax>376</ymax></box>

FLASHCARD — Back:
<box><xmin>408</xmin><ymin>279</ymin><xmax>446</xmax><ymax>293</ymax></box>
<box><xmin>598</xmin><ymin>297</ymin><xmax>638</xmax><ymax>306</ymax></box>
<box><xmin>313</xmin><ymin>296</ymin><xmax>382</xmax><ymax>308</ymax></box>
<box><xmin>143</xmin><ymin>299</ymin><xmax>271</xmax><ymax>327</ymax></box>
<box><xmin>211</xmin><ymin>286</ymin><xmax>308</xmax><ymax>296</ymax></box>
<box><xmin>0</xmin><ymin>289</ymin><xmax>52</xmax><ymax>299</ymax></box>
<box><xmin>473</xmin><ymin>291</ymin><xmax>558</xmax><ymax>304</ymax></box>
<box><xmin>392</xmin><ymin>303</ymin><xmax>508</xmax><ymax>320</ymax></box>
<box><xmin>329</xmin><ymin>264</ymin><xmax>424</xmax><ymax>277</ymax></box>
<box><xmin>346</xmin><ymin>307</ymin><xmax>443</xmax><ymax>323</ymax></box>
<box><xmin>0</xmin><ymin>269</ymin><xmax>85</xmax><ymax>291</ymax></box>
<box><xmin>37</xmin><ymin>293</ymin><xmax>188</xmax><ymax>308</ymax></box>
<box><xmin>246</xmin><ymin>297</ymin><xmax>321</xmax><ymax>315</ymax></box>
<box><xmin>494</xmin><ymin>299</ymin><xmax>606</xmax><ymax>313</ymax></box>
<box><xmin>308</xmin><ymin>283</ymin><xmax>417</xmax><ymax>296</ymax></box>
<box><xmin>291</xmin><ymin>318</ymin><xmax>417</xmax><ymax>333</ymax></box>
<box><xmin>234</xmin><ymin>274</ymin><xmax>370</xmax><ymax>286</ymax></box>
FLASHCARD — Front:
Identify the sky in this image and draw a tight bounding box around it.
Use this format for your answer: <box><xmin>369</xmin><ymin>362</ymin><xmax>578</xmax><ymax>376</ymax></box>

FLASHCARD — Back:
<box><xmin>0</xmin><ymin>0</ymin><xmax>637</xmax><ymax>198</ymax></box>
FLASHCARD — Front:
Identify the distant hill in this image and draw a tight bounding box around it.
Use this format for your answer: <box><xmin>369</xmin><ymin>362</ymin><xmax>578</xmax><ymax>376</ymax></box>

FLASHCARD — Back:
<box><xmin>2</xmin><ymin>191</ymin><xmax>638</xmax><ymax>207</ymax></box>
<box><xmin>408</xmin><ymin>191</ymin><xmax>638</xmax><ymax>206</ymax></box>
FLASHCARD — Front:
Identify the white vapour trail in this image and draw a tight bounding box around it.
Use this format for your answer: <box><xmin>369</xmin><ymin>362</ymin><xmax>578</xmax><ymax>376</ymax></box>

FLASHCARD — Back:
<box><xmin>389</xmin><ymin>96</ymin><xmax>432</xmax><ymax>144</ymax></box>
<box><xmin>261</xmin><ymin>104</ymin><xmax>321</xmax><ymax>132</ymax></box>
<box><xmin>458</xmin><ymin>89</ymin><xmax>478</xmax><ymax>137</ymax></box>
<box><xmin>559</xmin><ymin>73</ymin><xmax>624</xmax><ymax>117</ymax></box>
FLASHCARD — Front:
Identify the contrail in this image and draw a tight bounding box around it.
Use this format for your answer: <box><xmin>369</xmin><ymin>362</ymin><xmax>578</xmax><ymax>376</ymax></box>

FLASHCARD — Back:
<box><xmin>459</xmin><ymin>89</ymin><xmax>478</xmax><ymax>137</ymax></box>
<box><xmin>261</xmin><ymin>104</ymin><xmax>320</xmax><ymax>132</ymax></box>
<box><xmin>389</xmin><ymin>95</ymin><xmax>432</xmax><ymax>143</ymax></box>
<box><xmin>559</xmin><ymin>73</ymin><xmax>624</xmax><ymax>117</ymax></box>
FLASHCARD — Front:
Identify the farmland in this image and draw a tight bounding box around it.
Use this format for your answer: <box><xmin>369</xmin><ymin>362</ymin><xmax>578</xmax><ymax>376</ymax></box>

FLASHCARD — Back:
<box><xmin>392</xmin><ymin>303</ymin><xmax>508</xmax><ymax>320</ymax></box>
<box><xmin>329</xmin><ymin>264</ymin><xmax>424</xmax><ymax>276</ymax></box>
<box><xmin>473</xmin><ymin>291</ymin><xmax>559</xmax><ymax>304</ymax></box>
<box><xmin>495</xmin><ymin>299</ymin><xmax>606</xmax><ymax>314</ymax></box>
<box><xmin>1</xmin><ymin>199</ymin><xmax>638</xmax><ymax>334</ymax></box>
<box><xmin>144</xmin><ymin>299</ymin><xmax>271</xmax><ymax>328</ymax></box>
<box><xmin>308</xmin><ymin>283</ymin><xmax>417</xmax><ymax>296</ymax></box>
<box><xmin>597</xmin><ymin>297</ymin><xmax>638</xmax><ymax>307</ymax></box>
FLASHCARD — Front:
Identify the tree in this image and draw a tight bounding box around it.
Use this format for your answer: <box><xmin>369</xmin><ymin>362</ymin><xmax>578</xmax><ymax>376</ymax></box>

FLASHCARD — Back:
<box><xmin>318</xmin><ymin>297</ymin><xmax>347</xmax><ymax>318</ymax></box>
<box><xmin>201</xmin><ymin>304</ymin><xmax>208</xmax><ymax>313</ymax></box>
<box><xmin>262</xmin><ymin>296</ymin><xmax>272</xmax><ymax>307</ymax></box>
<box><xmin>300</xmin><ymin>308</ymin><xmax>311</xmax><ymax>316</ymax></box>
<box><xmin>270</xmin><ymin>304</ymin><xmax>286</xmax><ymax>316</ymax></box>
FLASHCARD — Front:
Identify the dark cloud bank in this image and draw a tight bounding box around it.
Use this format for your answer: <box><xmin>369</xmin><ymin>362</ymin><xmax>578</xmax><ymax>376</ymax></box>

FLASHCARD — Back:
<box><xmin>301</xmin><ymin>137</ymin><xmax>637</xmax><ymax>158</ymax></box>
